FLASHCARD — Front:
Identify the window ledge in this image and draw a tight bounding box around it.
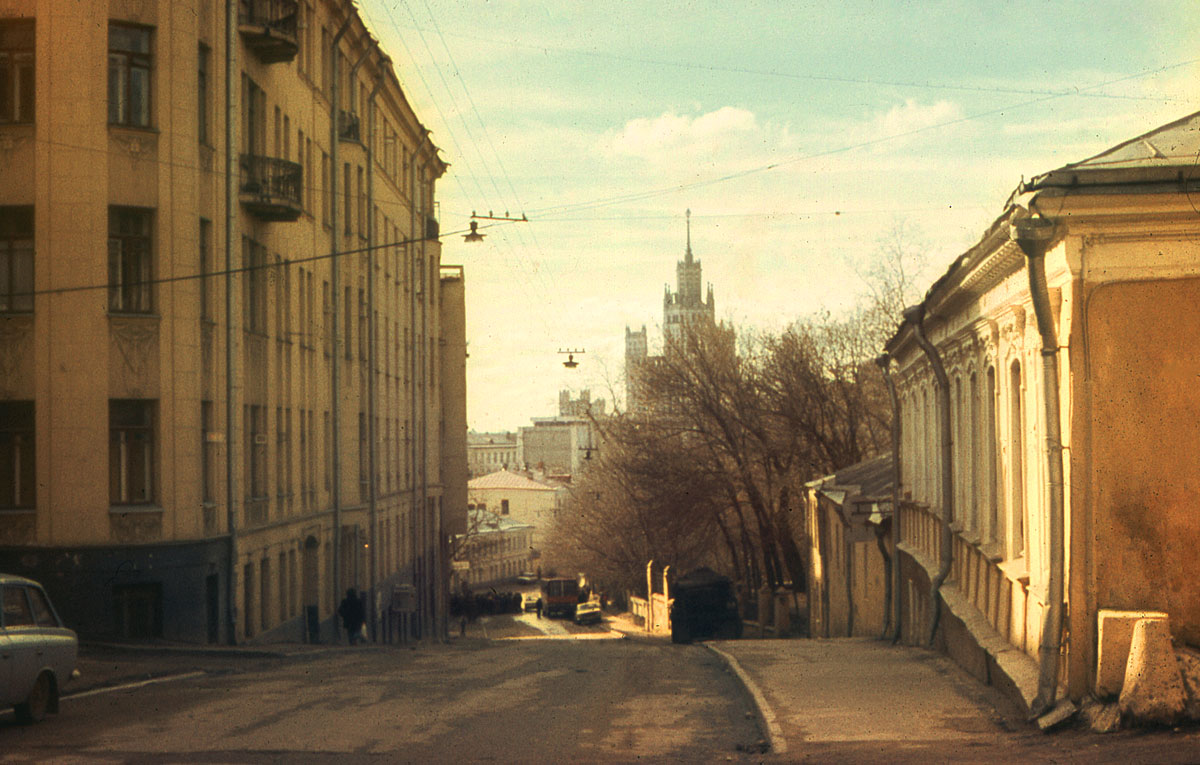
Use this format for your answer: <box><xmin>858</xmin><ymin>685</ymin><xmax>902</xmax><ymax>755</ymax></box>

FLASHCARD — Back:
<box><xmin>108</xmin><ymin>311</ymin><xmax>161</xmax><ymax>320</ymax></box>
<box><xmin>109</xmin><ymin>504</ymin><xmax>164</xmax><ymax>514</ymax></box>
<box><xmin>0</xmin><ymin>507</ymin><xmax>36</xmax><ymax>514</ymax></box>
<box><xmin>997</xmin><ymin>555</ymin><xmax>1030</xmax><ymax>585</ymax></box>
<box><xmin>108</xmin><ymin>124</ymin><xmax>160</xmax><ymax>135</ymax></box>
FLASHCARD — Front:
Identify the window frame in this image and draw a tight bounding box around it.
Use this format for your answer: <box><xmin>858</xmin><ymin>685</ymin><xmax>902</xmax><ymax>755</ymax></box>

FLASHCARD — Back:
<box><xmin>0</xmin><ymin>19</ymin><xmax>35</xmax><ymax>125</ymax></box>
<box><xmin>108</xmin><ymin>22</ymin><xmax>153</xmax><ymax>128</ymax></box>
<box><xmin>0</xmin><ymin>205</ymin><xmax>33</xmax><ymax>313</ymax></box>
<box><xmin>0</xmin><ymin>400</ymin><xmax>35</xmax><ymax>509</ymax></box>
<box><xmin>107</xmin><ymin>206</ymin><xmax>154</xmax><ymax>314</ymax></box>
<box><xmin>110</xmin><ymin>399</ymin><xmax>155</xmax><ymax>506</ymax></box>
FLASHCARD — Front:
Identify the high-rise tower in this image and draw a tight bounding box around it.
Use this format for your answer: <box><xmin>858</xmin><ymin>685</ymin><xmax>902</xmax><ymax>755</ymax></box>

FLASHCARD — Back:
<box><xmin>663</xmin><ymin>209</ymin><xmax>716</xmax><ymax>347</ymax></box>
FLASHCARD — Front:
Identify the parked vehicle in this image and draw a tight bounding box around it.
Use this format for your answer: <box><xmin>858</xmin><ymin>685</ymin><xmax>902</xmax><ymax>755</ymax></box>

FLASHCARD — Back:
<box><xmin>670</xmin><ymin>568</ymin><xmax>742</xmax><ymax>644</ymax></box>
<box><xmin>523</xmin><ymin>593</ymin><xmax>540</xmax><ymax>612</ymax></box>
<box><xmin>540</xmin><ymin>577</ymin><xmax>579</xmax><ymax>619</ymax></box>
<box><xmin>515</xmin><ymin>571</ymin><xmax>537</xmax><ymax>585</ymax></box>
<box><xmin>574</xmin><ymin>601</ymin><xmax>602</xmax><ymax>625</ymax></box>
<box><xmin>1</xmin><ymin>574</ymin><xmax>79</xmax><ymax>723</ymax></box>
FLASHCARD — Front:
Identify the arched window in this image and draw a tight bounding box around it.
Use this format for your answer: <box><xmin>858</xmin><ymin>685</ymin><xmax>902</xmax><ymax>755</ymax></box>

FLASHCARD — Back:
<box><xmin>1009</xmin><ymin>360</ymin><xmax>1025</xmax><ymax>559</ymax></box>
<box><xmin>985</xmin><ymin>366</ymin><xmax>999</xmax><ymax>545</ymax></box>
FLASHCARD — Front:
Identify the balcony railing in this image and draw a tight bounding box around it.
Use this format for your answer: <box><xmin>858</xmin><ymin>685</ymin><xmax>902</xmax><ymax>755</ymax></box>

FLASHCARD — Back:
<box><xmin>240</xmin><ymin>154</ymin><xmax>302</xmax><ymax>222</ymax></box>
<box><xmin>338</xmin><ymin>110</ymin><xmax>361</xmax><ymax>143</ymax></box>
<box><xmin>238</xmin><ymin>0</ymin><xmax>299</xmax><ymax>64</ymax></box>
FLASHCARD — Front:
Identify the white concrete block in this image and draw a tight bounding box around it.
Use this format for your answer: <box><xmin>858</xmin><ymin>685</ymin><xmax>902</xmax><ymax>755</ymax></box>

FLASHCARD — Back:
<box><xmin>1119</xmin><ymin>618</ymin><xmax>1186</xmax><ymax>726</ymax></box>
<box><xmin>1096</xmin><ymin>609</ymin><xmax>1168</xmax><ymax>697</ymax></box>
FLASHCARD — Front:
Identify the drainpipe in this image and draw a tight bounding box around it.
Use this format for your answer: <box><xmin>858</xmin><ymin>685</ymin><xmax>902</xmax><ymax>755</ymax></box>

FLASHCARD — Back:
<box><xmin>876</xmin><ymin>352</ymin><xmax>902</xmax><ymax>643</ymax></box>
<box><xmin>330</xmin><ymin>17</ymin><xmax>351</xmax><ymax>630</ymax></box>
<box><xmin>223</xmin><ymin>0</ymin><xmax>239</xmax><ymax>645</ymax></box>
<box><xmin>365</xmin><ymin>63</ymin><xmax>385</xmax><ymax>641</ymax></box>
<box><xmin>1011</xmin><ymin>213</ymin><xmax>1065</xmax><ymax>715</ymax></box>
<box><xmin>903</xmin><ymin>304</ymin><xmax>953</xmax><ymax>648</ymax></box>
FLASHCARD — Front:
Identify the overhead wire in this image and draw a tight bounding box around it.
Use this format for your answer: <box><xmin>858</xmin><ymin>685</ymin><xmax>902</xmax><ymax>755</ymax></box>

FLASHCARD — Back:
<box><xmin>394</xmin><ymin>26</ymin><xmax>1195</xmax><ymax>105</ymax></box>
<box><xmin>361</xmin><ymin>0</ymin><xmax>562</xmax><ymax>339</ymax></box>
<box><xmin>11</xmin><ymin>223</ymin><xmax>505</xmax><ymax>301</ymax></box>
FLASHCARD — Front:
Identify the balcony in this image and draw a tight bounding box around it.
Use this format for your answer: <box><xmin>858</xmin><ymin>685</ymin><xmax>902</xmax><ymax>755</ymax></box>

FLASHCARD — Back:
<box><xmin>238</xmin><ymin>0</ymin><xmax>299</xmax><ymax>64</ymax></box>
<box><xmin>338</xmin><ymin>110</ymin><xmax>361</xmax><ymax>143</ymax></box>
<box><xmin>240</xmin><ymin>154</ymin><xmax>302</xmax><ymax>221</ymax></box>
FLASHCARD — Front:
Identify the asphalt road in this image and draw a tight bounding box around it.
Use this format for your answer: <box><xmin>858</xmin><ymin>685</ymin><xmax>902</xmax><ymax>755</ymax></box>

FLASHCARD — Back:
<box><xmin>0</xmin><ymin>626</ymin><xmax>764</xmax><ymax>762</ymax></box>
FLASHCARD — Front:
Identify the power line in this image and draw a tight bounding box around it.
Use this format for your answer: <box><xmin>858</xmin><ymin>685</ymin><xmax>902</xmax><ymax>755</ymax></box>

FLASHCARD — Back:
<box><xmin>527</xmin><ymin>57</ymin><xmax>1200</xmax><ymax>219</ymax></box>
<box><xmin>9</xmin><ymin>223</ymin><xmax>498</xmax><ymax>301</ymax></box>
<box><xmin>392</xmin><ymin>26</ymin><xmax>1196</xmax><ymax>105</ymax></box>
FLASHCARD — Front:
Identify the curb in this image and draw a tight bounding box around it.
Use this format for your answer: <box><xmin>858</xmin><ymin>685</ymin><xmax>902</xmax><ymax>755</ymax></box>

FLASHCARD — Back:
<box><xmin>705</xmin><ymin>643</ymin><xmax>787</xmax><ymax>755</ymax></box>
<box><xmin>81</xmin><ymin>641</ymin><xmax>346</xmax><ymax>661</ymax></box>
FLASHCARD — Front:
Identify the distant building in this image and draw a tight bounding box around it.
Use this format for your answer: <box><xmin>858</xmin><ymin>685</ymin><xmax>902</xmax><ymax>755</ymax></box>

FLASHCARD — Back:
<box><xmin>467</xmin><ymin>431</ymin><xmax>518</xmax><ymax>478</ymax></box>
<box><xmin>625</xmin><ymin>210</ymin><xmax>718</xmax><ymax>411</ymax></box>
<box><xmin>517</xmin><ymin>390</ymin><xmax>604</xmax><ymax>478</ymax></box>
<box><xmin>454</xmin><ymin>506</ymin><xmax>534</xmax><ymax>587</ymax></box>
<box><xmin>467</xmin><ymin>469</ymin><xmax>566</xmax><ymax>560</ymax></box>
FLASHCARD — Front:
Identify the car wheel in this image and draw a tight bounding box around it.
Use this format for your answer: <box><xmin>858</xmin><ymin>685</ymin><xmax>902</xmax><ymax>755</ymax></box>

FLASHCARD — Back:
<box><xmin>15</xmin><ymin>672</ymin><xmax>54</xmax><ymax>724</ymax></box>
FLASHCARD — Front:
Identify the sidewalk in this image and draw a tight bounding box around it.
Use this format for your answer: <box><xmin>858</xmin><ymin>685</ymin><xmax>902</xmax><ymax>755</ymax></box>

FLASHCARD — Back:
<box><xmin>709</xmin><ymin>637</ymin><xmax>1200</xmax><ymax>762</ymax></box>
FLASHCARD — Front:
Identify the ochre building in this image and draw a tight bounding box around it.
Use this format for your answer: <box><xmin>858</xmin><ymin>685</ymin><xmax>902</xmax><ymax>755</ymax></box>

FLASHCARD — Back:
<box><xmin>0</xmin><ymin>0</ymin><xmax>467</xmax><ymax>644</ymax></box>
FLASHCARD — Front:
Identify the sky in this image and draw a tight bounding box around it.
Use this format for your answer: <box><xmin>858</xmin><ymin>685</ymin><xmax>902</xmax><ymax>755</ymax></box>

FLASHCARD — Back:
<box><xmin>356</xmin><ymin>0</ymin><xmax>1200</xmax><ymax>432</ymax></box>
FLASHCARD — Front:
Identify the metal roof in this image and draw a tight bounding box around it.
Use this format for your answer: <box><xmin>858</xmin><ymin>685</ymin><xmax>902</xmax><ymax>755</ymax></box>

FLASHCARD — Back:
<box><xmin>468</xmin><ymin>469</ymin><xmax>559</xmax><ymax>492</ymax></box>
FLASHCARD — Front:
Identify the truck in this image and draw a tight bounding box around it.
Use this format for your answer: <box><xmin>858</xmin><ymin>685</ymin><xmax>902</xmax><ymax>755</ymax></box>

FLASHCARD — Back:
<box><xmin>540</xmin><ymin>577</ymin><xmax>579</xmax><ymax>619</ymax></box>
<box><xmin>670</xmin><ymin>567</ymin><xmax>742</xmax><ymax>644</ymax></box>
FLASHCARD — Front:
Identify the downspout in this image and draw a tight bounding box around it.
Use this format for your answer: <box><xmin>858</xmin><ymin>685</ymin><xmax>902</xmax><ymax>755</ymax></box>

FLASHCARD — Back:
<box><xmin>876</xmin><ymin>353</ymin><xmax>902</xmax><ymax>643</ymax></box>
<box><xmin>329</xmin><ymin>17</ymin><xmax>350</xmax><ymax>625</ymax></box>
<box><xmin>365</xmin><ymin>63</ymin><xmax>385</xmax><ymax>641</ymax></box>
<box><xmin>1011</xmin><ymin>213</ymin><xmax>1065</xmax><ymax>715</ymax></box>
<box><xmin>224</xmin><ymin>0</ymin><xmax>239</xmax><ymax>645</ymax></box>
<box><xmin>903</xmin><ymin>304</ymin><xmax>953</xmax><ymax>648</ymax></box>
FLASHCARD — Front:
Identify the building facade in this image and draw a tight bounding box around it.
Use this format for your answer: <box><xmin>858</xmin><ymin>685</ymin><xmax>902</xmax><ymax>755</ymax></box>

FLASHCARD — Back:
<box><xmin>466</xmin><ymin>431</ymin><xmax>517</xmax><ymax>478</ymax></box>
<box><xmin>625</xmin><ymin>210</ymin><xmax>716</xmax><ymax>411</ymax></box>
<box><xmin>0</xmin><ymin>0</ymin><xmax>465</xmax><ymax>644</ymax></box>
<box><xmin>467</xmin><ymin>469</ymin><xmax>564</xmax><ymax>561</ymax></box>
<box><xmin>454</xmin><ymin>506</ymin><xmax>534</xmax><ymax>587</ymax></box>
<box><xmin>885</xmin><ymin>111</ymin><xmax>1200</xmax><ymax>708</ymax></box>
<box><xmin>516</xmin><ymin>389</ymin><xmax>604</xmax><ymax>478</ymax></box>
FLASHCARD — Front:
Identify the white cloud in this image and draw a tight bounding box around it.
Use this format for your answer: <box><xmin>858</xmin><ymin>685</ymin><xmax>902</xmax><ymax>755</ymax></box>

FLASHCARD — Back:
<box><xmin>607</xmin><ymin>106</ymin><xmax>761</xmax><ymax>158</ymax></box>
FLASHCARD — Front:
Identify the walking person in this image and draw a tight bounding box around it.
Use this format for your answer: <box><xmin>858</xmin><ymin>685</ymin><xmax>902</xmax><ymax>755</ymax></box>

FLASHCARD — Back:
<box><xmin>338</xmin><ymin>588</ymin><xmax>366</xmax><ymax>645</ymax></box>
<box><xmin>535</xmin><ymin>597</ymin><xmax>543</xmax><ymax>619</ymax></box>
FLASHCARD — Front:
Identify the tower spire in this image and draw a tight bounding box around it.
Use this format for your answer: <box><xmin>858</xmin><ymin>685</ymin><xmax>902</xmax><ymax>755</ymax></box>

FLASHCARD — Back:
<box><xmin>685</xmin><ymin>208</ymin><xmax>692</xmax><ymax>263</ymax></box>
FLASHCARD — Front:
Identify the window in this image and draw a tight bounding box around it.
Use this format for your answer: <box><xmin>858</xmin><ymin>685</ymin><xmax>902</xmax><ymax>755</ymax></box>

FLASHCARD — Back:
<box><xmin>201</xmin><ymin>400</ymin><xmax>215</xmax><ymax>505</ymax></box>
<box><xmin>199</xmin><ymin>218</ymin><xmax>212</xmax><ymax>321</ymax></box>
<box><xmin>501</xmin><ymin>499</ymin><xmax>509</xmax><ymax>516</ymax></box>
<box><xmin>108</xmin><ymin>23</ymin><xmax>152</xmax><ymax>127</ymax></box>
<box><xmin>0</xmin><ymin>20</ymin><xmax>34</xmax><ymax>124</ymax></box>
<box><xmin>197</xmin><ymin>44</ymin><xmax>209</xmax><ymax>143</ymax></box>
<box><xmin>0</xmin><ymin>401</ymin><xmax>34</xmax><ymax>509</ymax></box>
<box><xmin>1009</xmin><ymin>361</ymin><xmax>1025</xmax><ymax>559</ymax></box>
<box><xmin>3</xmin><ymin>585</ymin><xmax>34</xmax><ymax>627</ymax></box>
<box><xmin>0</xmin><ymin>206</ymin><xmax>33</xmax><ymax>312</ymax></box>
<box><xmin>110</xmin><ymin>399</ymin><xmax>155</xmax><ymax>505</ymax></box>
<box><xmin>108</xmin><ymin>207</ymin><xmax>153</xmax><ymax>313</ymax></box>
<box><xmin>243</xmin><ymin>236</ymin><xmax>267</xmax><ymax>333</ymax></box>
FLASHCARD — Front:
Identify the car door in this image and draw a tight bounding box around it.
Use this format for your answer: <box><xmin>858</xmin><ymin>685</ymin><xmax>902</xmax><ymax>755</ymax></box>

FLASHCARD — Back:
<box><xmin>1</xmin><ymin>585</ymin><xmax>40</xmax><ymax>705</ymax></box>
<box><xmin>25</xmin><ymin>584</ymin><xmax>76</xmax><ymax>683</ymax></box>
<box><xmin>0</xmin><ymin>626</ymin><xmax>14</xmax><ymax>707</ymax></box>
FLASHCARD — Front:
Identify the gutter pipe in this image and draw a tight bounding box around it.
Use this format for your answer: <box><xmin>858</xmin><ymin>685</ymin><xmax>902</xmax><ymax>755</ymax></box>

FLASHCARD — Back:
<box><xmin>876</xmin><ymin>352</ymin><xmax>902</xmax><ymax>643</ymax></box>
<box><xmin>330</xmin><ymin>16</ymin><xmax>351</xmax><ymax>630</ymax></box>
<box><xmin>903</xmin><ymin>304</ymin><xmax>954</xmax><ymax>648</ymax></box>
<box><xmin>1011</xmin><ymin>213</ymin><xmax>1066</xmax><ymax>715</ymax></box>
<box><xmin>223</xmin><ymin>0</ymin><xmax>239</xmax><ymax>645</ymax></box>
<box><xmin>365</xmin><ymin>62</ymin><xmax>385</xmax><ymax>641</ymax></box>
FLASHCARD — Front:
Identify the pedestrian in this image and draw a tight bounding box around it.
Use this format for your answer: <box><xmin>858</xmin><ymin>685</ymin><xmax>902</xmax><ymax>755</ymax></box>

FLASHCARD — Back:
<box><xmin>459</xmin><ymin>613</ymin><xmax>468</xmax><ymax>637</ymax></box>
<box><xmin>338</xmin><ymin>588</ymin><xmax>366</xmax><ymax>645</ymax></box>
<box><xmin>535</xmin><ymin>597</ymin><xmax>543</xmax><ymax>619</ymax></box>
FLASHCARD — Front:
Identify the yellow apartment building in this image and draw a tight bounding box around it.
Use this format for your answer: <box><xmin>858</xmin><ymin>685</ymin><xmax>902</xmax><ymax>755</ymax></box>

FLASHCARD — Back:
<box><xmin>0</xmin><ymin>0</ymin><xmax>467</xmax><ymax>644</ymax></box>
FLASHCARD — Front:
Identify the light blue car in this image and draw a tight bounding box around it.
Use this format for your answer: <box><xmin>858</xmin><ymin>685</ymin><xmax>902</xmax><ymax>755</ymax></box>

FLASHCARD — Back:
<box><xmin>1</xmin><ymin>574</ymin><xmax>78</xmax><ymax>724</ymax></box>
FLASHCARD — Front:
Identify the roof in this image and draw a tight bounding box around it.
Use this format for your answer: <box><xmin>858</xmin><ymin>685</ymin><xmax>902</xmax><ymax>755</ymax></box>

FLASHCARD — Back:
<box><xmin>810</xmin><ymin>454</ymin><xmax>894</xmax><ymax>500</ymax></box>
<box><xmin>886</xmin><ymin>109</ymin><xmax>1200</xmax><ymax>354</ymax></box>
<box><xmin>466</xmin><ymin>507</ymin><xmax>533</xmax><ymax>535</ymax></box>
<box><xmin>468</xmin><ymin>469</ymin><xmax>558</xmax><ymax>492</ymax></box>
